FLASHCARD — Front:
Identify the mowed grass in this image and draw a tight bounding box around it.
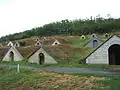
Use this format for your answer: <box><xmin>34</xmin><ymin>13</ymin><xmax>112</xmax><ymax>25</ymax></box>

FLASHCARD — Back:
<box><xmin>0</xmin><ymin>67</ymin><xmax>107</xmax><ymax>90</ymax></box>
<box><xmin>2</xmin><ymin>60</ymin><xmax>120</xmax><ymax>71</ymax></box>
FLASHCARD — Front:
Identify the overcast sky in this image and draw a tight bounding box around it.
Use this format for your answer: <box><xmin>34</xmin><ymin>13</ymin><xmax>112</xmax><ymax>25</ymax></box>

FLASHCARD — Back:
<box><xmin>0</xmin><ymin>0</ymin><xmax>119</xmax><ymax>37</ymax></box>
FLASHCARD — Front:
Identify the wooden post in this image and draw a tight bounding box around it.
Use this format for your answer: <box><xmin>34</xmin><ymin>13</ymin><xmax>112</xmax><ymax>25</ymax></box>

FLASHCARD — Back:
<box><xmin>17</xmin><ymin>64</ymin><xmax>20</xmax><ymax>73</ymax></box>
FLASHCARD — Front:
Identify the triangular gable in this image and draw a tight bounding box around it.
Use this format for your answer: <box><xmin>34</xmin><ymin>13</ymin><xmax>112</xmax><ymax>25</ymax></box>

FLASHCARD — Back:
<box><xmin>85</xmin><ymin>35</ymin><xmax>120</xmax><ymax>64</ymax></box>
<box><xmin>14</xmin><ymin>42</ymin><xmax>20</xmax><ymax>47</ymax></box>
<box><xmin>3</xmin><ymin>46</ymin><xmax>24</xmax><ymax>61</ymax></box>
<box><xmin>35</xmin><ymin>40</ymin><xmax>42</xmax><ymax>46</ymax></box>
<box><xmin>7</xmin><ymin>41</ymin><xmax>14</xmax><ymax>47</ymax></box>
<box><xmin>28</xmin><ymin>47</ymin><xmax>57</xmax><ymax>64</ymax></box>
<box><xmin>35</xmin><ymin>37</ymin><xmax>40</xmax><ymax>41</ymax></box>
<box><xmin>91</xmin><ymin>33</ymin><xmax>98</xmax><ymax>38</ymax></box>
<box><xmin>87</xmin><ymin>37</ymin><xmax>103</xmax><ymax>48</ymax></box>
<box><xmin>52</xmin><ymin>40</ymin><xmax>60</xmax><ymax>46</ymax></box>
<box><xmin>81</xmin><ymin>35</ymin><xmax>86</xmax><ymax>39</ymax></box>
<box><xmin>104</xmin><ymin>33</ymin><xmax>109</xmax><ymax>38</ymax></box>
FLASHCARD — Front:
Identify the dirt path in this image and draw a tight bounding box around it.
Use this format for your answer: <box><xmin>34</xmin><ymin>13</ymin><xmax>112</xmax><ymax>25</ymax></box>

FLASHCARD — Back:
<box><xmin>0</xmin><ymin>64</ymin><xmax>120</xmax><ymax>75</ymax></box>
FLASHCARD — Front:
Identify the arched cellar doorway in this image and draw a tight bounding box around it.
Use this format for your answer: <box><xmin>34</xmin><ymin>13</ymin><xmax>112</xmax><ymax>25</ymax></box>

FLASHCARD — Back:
<box><xmin>9</xmin><ymin>51</ymin><xmax>14</xmax><ymax>61</ymax></box>
<box><xmin>38</xmin><ymin>53</ymin><xmax>44</xmax><ymax>64</ymax></box>
<box><xmin>93</xmin><ymin>40</ymin><xmax>98</xmax><ymax>48</ymax></box>
<box><xmin>108</xmin><ymin>44</ymin><xmax>120</xmax><ymax>65</ymax></box>
<box><xmin>55</xmin><ymin>42</ymin><xmax>58</xmax><ymax>45</ymax></box>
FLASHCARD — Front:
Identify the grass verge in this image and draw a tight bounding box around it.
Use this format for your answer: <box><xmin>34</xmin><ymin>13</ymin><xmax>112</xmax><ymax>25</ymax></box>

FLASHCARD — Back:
<box><xmin>2</xmin><ymin>61</ymin><xmax>120</xmax><ymax>70</ymax></box>
<box><xmin>0</xmin><ymin>67</ymin><xmax>107</xmax><ymax>90</ymax></box>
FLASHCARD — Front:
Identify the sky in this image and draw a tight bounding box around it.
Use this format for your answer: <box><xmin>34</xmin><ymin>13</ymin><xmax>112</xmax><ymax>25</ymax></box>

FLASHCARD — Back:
<box><xmin>0</xmin><ymin>0</ymin><xmax>120</xmax><ymax>37</ymax></box>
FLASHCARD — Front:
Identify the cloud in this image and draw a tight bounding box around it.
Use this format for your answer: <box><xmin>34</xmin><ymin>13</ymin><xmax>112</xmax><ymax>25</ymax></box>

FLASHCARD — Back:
<box><xmin>0</xmin><ymin>0</ymin><xmax>120</xmax><ymax>37</ymax></box>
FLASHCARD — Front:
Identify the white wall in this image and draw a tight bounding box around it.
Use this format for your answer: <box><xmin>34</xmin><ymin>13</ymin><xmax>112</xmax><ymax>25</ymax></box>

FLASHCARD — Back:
<box><xmin>29</xmin><ymin>48</ymin><xmax>57</xmax><ymax>64</ymax></box>
<box><xmin>3</xmin><ymin>47</ymin><xmax>23</xmax><ymax>61</ymax></box>
<box><xmin>86</xmin><ymin>36</ymin><xmax>120</xmax><ymax>64</ymax></box>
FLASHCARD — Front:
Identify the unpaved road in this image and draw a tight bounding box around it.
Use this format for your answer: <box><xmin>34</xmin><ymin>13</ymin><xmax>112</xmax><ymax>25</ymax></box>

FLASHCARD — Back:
<box><xmin>0</xmin><ymin>64</ymin><xmax>120</xmax><ymax>75</ymax></box>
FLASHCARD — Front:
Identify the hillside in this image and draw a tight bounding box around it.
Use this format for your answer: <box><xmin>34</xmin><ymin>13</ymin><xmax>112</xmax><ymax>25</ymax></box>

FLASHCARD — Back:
<box><xmin>1</xmin><ymin>35</ymin><xmax>109</xmax><ymax>64</ymax></box>
<box><xmin>1</xmin><ymin>35</ymin><xmax>120</xmax><ymax>90</ymax></box>
<box><xmin>0</xmin><ymin>17</ymin><xmax>120</xmax><ymax>42</ymax></box>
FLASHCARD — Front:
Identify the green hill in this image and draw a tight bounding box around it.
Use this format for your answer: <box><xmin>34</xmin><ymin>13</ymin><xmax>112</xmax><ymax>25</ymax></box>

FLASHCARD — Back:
<box><xmin>0</xmin><ymin>17</ymin><xmax>120</xmax><ymax>42</ymax></box>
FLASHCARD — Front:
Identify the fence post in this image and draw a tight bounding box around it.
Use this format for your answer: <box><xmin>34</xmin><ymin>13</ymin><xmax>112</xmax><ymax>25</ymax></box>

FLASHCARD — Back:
<box><xmin>17</xmin><ymin>64</ymin><xmax>20</xmax><ymax>73</ymax></box>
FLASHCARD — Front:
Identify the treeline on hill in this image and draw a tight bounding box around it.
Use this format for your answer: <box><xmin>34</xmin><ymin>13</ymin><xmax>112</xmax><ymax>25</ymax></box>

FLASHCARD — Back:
<box><xmin>0</xmin><ymin>16</ymin><xmax>120</xmax><ymax>42</ymax></box>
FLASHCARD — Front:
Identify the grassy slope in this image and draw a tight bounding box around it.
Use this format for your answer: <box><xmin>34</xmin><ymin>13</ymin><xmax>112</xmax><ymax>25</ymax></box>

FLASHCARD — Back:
<box><xmin>44</xmin><ymin>35</ymin><xmax>107</xmax><ymax>64</ymax></box>
<box><xmin>0</xmin><ymin>34</ymin><xmax>114</xmax><ymax>69</ymax></box>
<box><xmin>3</xmin><ymin>35</ymin><xmax>95</xmax><ymax>64</ymax></box>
